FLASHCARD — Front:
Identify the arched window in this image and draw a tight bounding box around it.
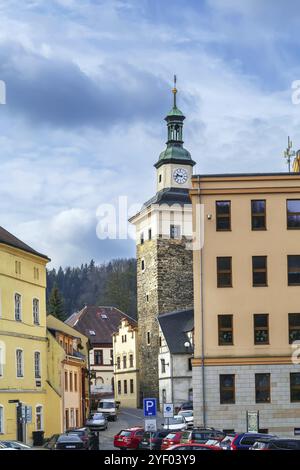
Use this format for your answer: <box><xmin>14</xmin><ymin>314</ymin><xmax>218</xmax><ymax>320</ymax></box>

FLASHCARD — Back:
<box><xmin>0</xmin><ymin>405</ymin><xmax>4</xmax><ymax>433</ymax></box>
<box><xmin>36</xmin><ymin>405</ymin><xmax>43</xmax><ymax>431</ymax></box>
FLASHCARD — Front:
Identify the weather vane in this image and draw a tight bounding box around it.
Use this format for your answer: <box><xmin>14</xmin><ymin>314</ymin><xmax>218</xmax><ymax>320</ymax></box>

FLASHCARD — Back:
<box><xmin>172</xmin><ymin>74</ymin><xmax>177</xmax><ymax>107</ymax></box>
<box><xmin>284</xmin><ymin>136</ymin><xmax>295</xmax><ymax>172</ymax></box>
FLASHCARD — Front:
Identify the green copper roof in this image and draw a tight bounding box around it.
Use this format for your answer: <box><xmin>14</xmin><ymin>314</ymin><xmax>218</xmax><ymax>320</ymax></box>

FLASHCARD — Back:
<box><xmin>166</xmin><ymin>105</ymin><xmax>184</xmax><ymax>118</ymax></box>
<box><xmin>158</xmin><ymin>144</ymin><xmax>191</xmax><ymax>162</ymax></box>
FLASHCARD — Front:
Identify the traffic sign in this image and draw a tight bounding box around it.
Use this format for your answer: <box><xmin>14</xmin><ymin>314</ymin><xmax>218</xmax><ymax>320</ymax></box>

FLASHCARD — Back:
<box><xmin>144</xmin><ymin>418</ymin><xmax>157</xmax><ymax>432</ymax></box>
<box><xmin>25</xmin><ymin>406</ymin><xmax>32</xmax><ymax>424</ymax></box>
<box><xmin>143</xmin><ymin>398</ymin><xmax>157</xmax><ymax>417</ymax></box>
<box><xmin>163</xmin><ymin>403</ymin><xmax>174</xmax><ymax>418</ymax></box>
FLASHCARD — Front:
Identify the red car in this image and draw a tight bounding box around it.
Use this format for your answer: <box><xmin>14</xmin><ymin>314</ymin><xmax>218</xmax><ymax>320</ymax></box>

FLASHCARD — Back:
<box><xmin>161</xmin><ymin>432</ymin><xmax>183</xmax><ymax>450</ymax></box>
<box><xmin>167</xmin><ymin>443</ymin><xmax>223</xmax><ymax>451</ymax></box>
<box><xmin>114</xmin><ymin>427</ymin><xmax>144</xmax><ymax>450</ymax></box>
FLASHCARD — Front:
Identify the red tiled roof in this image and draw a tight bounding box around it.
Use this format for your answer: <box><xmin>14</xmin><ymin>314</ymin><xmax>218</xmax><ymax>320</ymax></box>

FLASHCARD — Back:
<box><xmin>65</xmin><ymin>306</ymin><xmax>136</xmax><ymax>345</ymax></box>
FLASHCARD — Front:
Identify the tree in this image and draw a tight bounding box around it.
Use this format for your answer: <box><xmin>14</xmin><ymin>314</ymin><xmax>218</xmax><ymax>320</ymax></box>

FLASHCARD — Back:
<box><xmin>47</xmin><ymin>284</ymin><xmax>65</xmax><ymax>320</ymax></box>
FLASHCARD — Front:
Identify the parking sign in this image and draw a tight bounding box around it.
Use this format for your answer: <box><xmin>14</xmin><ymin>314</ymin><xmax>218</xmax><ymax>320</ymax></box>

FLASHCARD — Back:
<box><xmin>163</xmin><ymin>403</ymin><xmax>174</xmax><ymax>418</ymax></box>
<box><xmin>143</xmin><ymin>398</ymin><xmax>157</xmax><ymax>417</ymax></box>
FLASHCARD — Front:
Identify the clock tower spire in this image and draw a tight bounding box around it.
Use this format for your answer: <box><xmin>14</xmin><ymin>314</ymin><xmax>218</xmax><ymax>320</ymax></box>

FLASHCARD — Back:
<box><xmin>155</xmin><ymin>76</ymin><xmax>195</xmax><ymax>191</ymax></box>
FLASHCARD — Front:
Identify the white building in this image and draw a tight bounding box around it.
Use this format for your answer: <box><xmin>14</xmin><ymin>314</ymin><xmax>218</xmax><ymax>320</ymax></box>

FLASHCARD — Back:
<box><xmin>158</xmin><ymin>309</ymin><xmax>194</xmax><ymax>411</ymax></box>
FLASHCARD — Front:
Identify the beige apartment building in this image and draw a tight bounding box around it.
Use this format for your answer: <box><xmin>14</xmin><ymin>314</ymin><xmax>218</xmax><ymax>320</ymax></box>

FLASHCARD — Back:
<box><xmin>190</xmin><ymin>172</ymin><xmax>300</xmax><ymax>436</ymax></box>
<box><xmin>113</xmin><ymin>318</ymin><xmax>139</xmax><ymax>408</ymax></box>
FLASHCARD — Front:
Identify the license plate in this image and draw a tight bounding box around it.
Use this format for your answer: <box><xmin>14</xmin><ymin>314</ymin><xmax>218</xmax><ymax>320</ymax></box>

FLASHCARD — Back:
<box><xmin>66</xmin><ymin>445</ymin><xmax>76</xmax><ymax>449</ymax></box>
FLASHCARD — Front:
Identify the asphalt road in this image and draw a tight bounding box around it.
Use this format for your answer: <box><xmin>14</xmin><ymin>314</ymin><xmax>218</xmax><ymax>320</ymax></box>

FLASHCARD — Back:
<box><xmin>99</xmin><ymin>407</ymin><xmax>163</xmax><ymax>450</ymax></box>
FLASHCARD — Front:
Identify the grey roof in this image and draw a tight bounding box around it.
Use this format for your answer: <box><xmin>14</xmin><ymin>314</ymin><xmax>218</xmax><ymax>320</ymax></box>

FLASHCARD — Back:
<box><xmin>0</xmin><ymin>226</ymin><xmax>50</xmax><ymax>260</ymax></box>
<box><xmin>142</xmin><ymin>187</ymin><xmax>191</xmax><ymax>211</ymax></box>
<box><xmin>158</xmin><ymin>308</ymin><xmax>194</xmax><ymax>354</ymax></box>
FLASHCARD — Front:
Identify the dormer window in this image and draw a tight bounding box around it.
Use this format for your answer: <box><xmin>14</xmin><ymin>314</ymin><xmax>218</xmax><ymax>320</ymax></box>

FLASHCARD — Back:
<box><xmin>89</xmin><ymin>330</ymin><xmax>96</xmax><ymax>336</ymax></box>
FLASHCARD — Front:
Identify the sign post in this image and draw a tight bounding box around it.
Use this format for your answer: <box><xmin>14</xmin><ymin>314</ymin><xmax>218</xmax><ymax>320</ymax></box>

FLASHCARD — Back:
<box><xmin>143</xmin><ymin>399</ymin><xmax>157</xmax><ymax>451</ymax></box>
<box><xmin>163</xmin><ymin>403</ymin><xmax>174</xmax><ymax>431</ymax></box>
<box><xmin>246</xmin><ymin>410</ymin><xmax>259</xmax><ymax>433</ymax></box>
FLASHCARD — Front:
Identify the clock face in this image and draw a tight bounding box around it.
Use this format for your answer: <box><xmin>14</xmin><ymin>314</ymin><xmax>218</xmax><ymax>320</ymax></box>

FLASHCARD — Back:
<box><xmin>173</xmin><ymin>168</ymin><xmax>188</xmax><ymax>184</ymax></box>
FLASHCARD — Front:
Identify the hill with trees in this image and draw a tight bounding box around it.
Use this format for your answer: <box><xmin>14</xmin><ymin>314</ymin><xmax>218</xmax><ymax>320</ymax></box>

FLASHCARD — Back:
<box><xmin>46</xmin><ymin>258</ymin><xmax>137</xmax><ymax>320</ymax></box>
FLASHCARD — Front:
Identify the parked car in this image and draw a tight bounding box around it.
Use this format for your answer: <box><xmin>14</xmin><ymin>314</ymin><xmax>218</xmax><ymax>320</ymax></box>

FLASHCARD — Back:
<box><xmin>216</xmin><ymin>434</ymin><xmax>237</xmax><ymax>450</ymax></box>
<box><xmin>161</xmin><ymin>432</ymin><xmax>183</xmax><ymax>450</ymax></box>
<box><xmin>230</xmin><ymin>433</ymin><xmax>277</xmax><ymax>450</ymax></box>
<box><xmin>44</xmin><ymin>433</ymin><xmax>85</xmax><ymax>450</ymax></box>
<box><xmin>162</xmin><ymin>415</ymin><xmax>187</xmax><ymax>431</ymax></box>
<box><xmin>139</xmin><ymin>430</ymin><xmax>170</xmax><ymax>450</ymax></box>
<box><xmin>86</xmin><ymin>412</ymin><xmax>108</xmax><ymax>431</ymax></box>
<box><xmin>66</xmin><ymin>428</ymin><xmax>90</xmax><ymax>449</ymax></box>
<box><xmin>114</xmin><ymin>427</ymin><xmax>144</xmax><ymax>450</ymax></box>
<box><xmin>177</xmin><ymin>410</ymin><xmax>193</xmax><ymax>428</ymax></box>
<box><xmin>250</xmin><ymin>438</ymin><xmax>300</xmax><ymax>450</ymax></box>
<box><xmin>178</xmin><ymin>402</ymin><xmax>193</xmax><ymax>411</ymax></box>
<box><xmin>0</xmin><ymin>441</ymin><xmax>32</xmax><ymax>450</ymax></box>
<box><xmin>97</xmin><ymin>399</ymin><xmax>118</xmax><ymax>421</ymax></box>
<box><xmin>180</xmin><ymin>427</ymin><xmax>225</xmax><ymax>444</ymax></box>
<box><xmin>167</xmin><ymin>443</ymin><xmax>223</xmax><ymax>451</ymax></box>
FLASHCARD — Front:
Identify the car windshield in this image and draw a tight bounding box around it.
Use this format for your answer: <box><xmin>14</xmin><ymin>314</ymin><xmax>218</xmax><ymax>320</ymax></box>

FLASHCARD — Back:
<box><xmin>99</xmin><ymin>402</ymin><xmax>114</xmax><ymax>409</ymax></box>
<box><xmin>58</xmin><ymin>435</ymin><xmax>80</xmax><ymax>442</ymax></box>
<box><xmin>119</xmin><ymin>431</ymin><xmax>132</xmax><ymax>437</ymax></box>
<box><xmin>165</xmin><ymin>433</ymin><xmax>177</xmax><ymax>439</ymax></box>
<box><xmin>179</xmin><ymin>411</ymin><xmax>193</xmax><ymax>417</ymax></box>
<box><xmin>166</xmin><ymin>417</ymin><xmax>183</xmax><ymax>424</ymax></box>
<box><xmin>92</xmin><ymin>413</ymin><xmax>104</xmax><ymax>419</ymax></box>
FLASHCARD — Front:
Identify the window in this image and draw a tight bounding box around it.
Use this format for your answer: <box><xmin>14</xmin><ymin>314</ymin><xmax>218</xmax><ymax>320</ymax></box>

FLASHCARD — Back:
<box><xmin>36</xmin><ymin>405</ymin><xmax>43</xmax><ymax>431</ymax></box>
<box><xmin>217</xmin><ymin>257</ymin><xmax>232</xmax><ymax>287</ymax></box>
<box><xmin>146</xmin><ymin>294</ymin><xmax>149</xmax><ymax>302</ymax></box>
<box><xmin>15</xmin><ymin>293</ymin><xmax>21</xmax><ymax>321</ymax></box>
<box><xmin>218</xmin><ymin>315</ymin><xmax>233</xmax><ymax>345</ymax></box>
<box><xmin>188</xmin><ymin>388</ymin><xmax>193</xmax><ymax>401</ymax></box>
<box><xmin>141</xmin><ymin>259</ymin><xmax>145</xmax><ymax>271</ymax></box>
<box><xmin>289</xmin><ymin>314</ymin><xmax>300</xmax><ymax>343</ymax></box>
<box><xmin>33</xmin><ymin>298</ymin><xmax>40</xmax><ymax>325</ymax></box>
<box><xmin>123</xmin><ymin>355</ymin><xmax>127</xmax><ymax>369</ymax></box>
<box><xmin>15</xmin><ymin>260</ymin><xmax>21</xmax><ymax>275</ymax></box>
<box><xmin>130</xmin><ymin>379</ymin><xmax>134</xmax><ymax>394</ymax></box>
<box><xmin>188</xmin><ymin>358</ymin><xmax>192</xmax><ymax>371</ymax></box>
<box><xmin>254</xmin><ymin>314</ymin><xmax>269</xmax><ymax>345</ymax></box>
<box><xmin>159</xmin><ymin>174</ymin><xmax>162</xmax><ymax>183</ymax></box>
<box><xmin>110</xmin><ymin>349</ymin><xmax>113</xmax><ymax>365</ymax></box>
<box><xmin>34</xmin><ymin>267</ymin><xmax>39</xmax><ymax>280</ymax></box>
<box><xmin>220</xmin><ymin>375</ymin><xmax>235</xmax><ymax>404</ymax></box>
<box><xmin>140</xmin><ymin>232</ymin><xmax>144</xmax><ymax>245</ymax></box>
<box><xmin>161</xmin><ymin>358</ymin><xmax>166</xmax><ymax>373</ymax></box>
<box><xmin>118</xmin><ymin>380</ymin><xmax>121</xmax><ymax>394</ymax></box>
<box><xmin>69</xmin><ymin>372</ymin><xmax>73</xmax><ymax>392</ymax></box>
<box><xmin>216</xmin><ymin>201</ymin><xmax>231</xmax><ymax>231</ymax></box>
<box><xmin>252</xmin><ymin>256</ymin><xmax>267</xmax><ymax>286</ymax></box>
<box><xmin>16</xmin><ymin>349</ymin><xmax>23</xmax><ymax>377</ymax></box>
<box><xmin>0</xmin><ymin>406</ymin><xmax>3</xmax><ymax>434</ymax></box>
<box><xmin>70</xmin><ymin>409</ymin><xmax>75</xmax><ymax>428</ymax></box>
<box><xmin>34</xmin><ymin>351</ymin><xmax>41</xmax><ymax>378</ymax></box>
<box><xmin>290</xmin><ymin>373</ymin><xmax>300</xmax><ymax>402</ymax></box>
<box><xmin>148</xmin><ymin>228</ymin><xmax>152</xmax><ymax>240</ymax></box>
<box><xmin>65</xmin><ymin>409</ymin><xmax>69</xmax><ymax>430</ymax></box>
<box><xmin>122</xmin><ymin>335</ymin><xmax>127</xmax><ymax>343</ymax></box>
<box><xmin>74</xmin><ymin>373</ymin><xmax>78</xmax><ymax>392</ymax></box>
<box><xmin>65</xmin><ymin>371</ymin><xmax>68</xmax><ymax>391</ymax></box>
<box><xmin>162</xmin><ymin>389</ymin><xmax>167</xmax><ymax>404</ymax></box>
<box><xmin>76</xmin><ymin>409</ymin><xmax>79</xmax><ymax>427</ymax></box>
<box><xmin>147</xmin><ymin>331</ymin><xmax>151</xmax><ymax>345</ymax></box>
<box><xmin>129</xmin><ymin>354</ymin><xmax>134</xmax><ymax>368</ymax></box>
<box><xmin>288</xmin><ymin>255</ymin><xmax>300</xmax><ymax>285</ymax></box>
<box><xmin>170</xmin><ymin>224</ymin><xmax>181</xmax><ymax>239</ymax></box>
<box><xmin>117</xmin><ymin>357</ymin><xmax>121</xmax><ymax>369</ymax></box>
<box><xmin>255</xmin><ymin>373</ymin><xmax>271</xmax><ymax>403</ymax></box>
<box><xmin>287</xmin><ymin>200</ymin><xmax>300</xmax><ymax>229</ymax></box>
<box><xmin>251</xmin><ymin>200</ymin><xmax>266</xmax><ymax>230</ymax></box>
<box><xmin>94</xmin><ymin>350</ymin><xmax>103</xmax><ymax>365</ymax></box>
<box><xmin>124</xmin><ymin>380</ymin><xmax>127</xmax><ymax>394</ymax></box>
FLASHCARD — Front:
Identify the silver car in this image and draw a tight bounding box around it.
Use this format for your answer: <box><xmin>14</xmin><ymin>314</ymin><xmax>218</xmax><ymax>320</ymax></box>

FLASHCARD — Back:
<box><xmin>86</xmin><ymin>412</ymin><xmax>108</xmax><ymax>431</ymax></box>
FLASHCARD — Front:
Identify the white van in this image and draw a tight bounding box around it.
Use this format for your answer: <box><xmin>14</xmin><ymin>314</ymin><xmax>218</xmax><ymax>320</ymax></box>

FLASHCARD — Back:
<box><xmin>97</xmin><ymin>398</ymin><xmax>118</xmax><ymax>421</ymax></box>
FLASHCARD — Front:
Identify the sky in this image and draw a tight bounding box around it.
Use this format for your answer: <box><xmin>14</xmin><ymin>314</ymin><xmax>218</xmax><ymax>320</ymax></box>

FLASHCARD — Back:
<box><xmin>1</xmin><ymin>0</ymin><xmax>300</xmax><ymax>268</ymax></box>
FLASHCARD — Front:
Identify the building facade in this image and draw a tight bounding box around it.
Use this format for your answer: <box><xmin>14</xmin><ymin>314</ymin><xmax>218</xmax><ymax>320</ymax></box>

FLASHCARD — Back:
<box><xmin>0</xmin><ymin>226</ymin><xmax>61</xmax><ymax>442</ymax></box>
<box><xmin>158</xmin><ymin>309</ymin><xmax>194</xmax><ymax>410</ymax></box>
<box><xmin>191</xmin><ymin>173</ymin><xmax>300</xmax><ymax>435</ymax></box>
<box><xmin>113</xmin><ymin>317</ymin><xmax>139</xmax><ymax>408</ymax></box>
<box><xmin>130</xmin><ymin>83</ymin><xmax>195</xmax><ymax>404</ymax></box>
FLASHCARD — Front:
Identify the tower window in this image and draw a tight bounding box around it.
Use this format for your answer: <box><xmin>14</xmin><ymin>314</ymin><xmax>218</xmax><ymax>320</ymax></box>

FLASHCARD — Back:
<box><xmin>146</xmin><ymin>294</ymin><xmax>149</xmax><ymax>302</ymax></box>
<box><xmin>148</xmin><ymin>228</ymin><xmax>152</xmax><ymax>240</ymax></box>
<box><xmin>141</xmin><ymin>259</ymin><xmax>145</xmax><ymax>271</ymax></box>
<box><xmin>170</xmin><ymin>224</ymin><xmax>180</xmax><ymax>239</ymax></box>
<box><xmin>147</xmin><ymin>332</ymin><xmax>151</xmax><ymax>345</ymax></box>
<box><xmin>159</xmin><ymin>175</ymin><xmax>162</xmax><ymax>183</ymax></box>
<box><xmin>140</xmin><ymin>233</ymin><xmax>144</xmax><ymax>245</ymax></box>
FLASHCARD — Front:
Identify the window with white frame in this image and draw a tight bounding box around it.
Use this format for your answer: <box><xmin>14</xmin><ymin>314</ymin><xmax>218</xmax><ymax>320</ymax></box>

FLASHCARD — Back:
<box><xmin>16</xmin><ymin>349</ymin><xmax>24</xmax><ymax>377</ymax></box>
<box><xmin>34</xmin><ymin>352</ymin><xmax>41</xmax><ymax>378</ymax></box>
<box><xmin>0</xmin><ymin>405</ymin><xmax>3</xmax><ymax>433</ymax></box>
<box><xmin>36</xmin><ymin>405</ymin><xmax>43</xmax><ymax>430</ymax></box>
<box><xmin>33</xmin><ymin>298</ymin><xmax>40</xmax><ymax>325</ymax></box>
<box><xmin>15</xmin><ymin>293</ymin><xmax>21</xmax><ymax>321</ymax></box>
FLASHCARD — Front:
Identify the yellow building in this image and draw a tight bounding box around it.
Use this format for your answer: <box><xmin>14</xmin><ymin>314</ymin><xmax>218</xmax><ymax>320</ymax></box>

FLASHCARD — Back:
<box><xmin>113</xmin><ymin>317</ymin><xmax>139</xmax><ymax>408</ymax></box>
<box><xmin>190</xmin><ymin>173</ymin><xmax>300</xmax><ymax>436</ymax></box>
<box><xmin>0</xmin><ymin>226</ymin><xmax>61</xmax><ymax>443</ymax></box>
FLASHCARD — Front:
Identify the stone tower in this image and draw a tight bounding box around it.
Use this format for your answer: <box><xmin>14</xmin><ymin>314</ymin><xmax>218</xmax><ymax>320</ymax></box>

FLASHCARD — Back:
<box><xmin>130</xmin><ymin>78</ymin><xmax>195</xmax><ymax>405</ymax></box>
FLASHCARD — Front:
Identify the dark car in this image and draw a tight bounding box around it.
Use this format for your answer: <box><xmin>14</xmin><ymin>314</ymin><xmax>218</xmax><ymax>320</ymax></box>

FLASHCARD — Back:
<box><xmin>139</xmin><ymin>430</ymin><xmax>170</xmax><ymax>450</ymax></box>
<box><xmin>230</xmin><ymin>433</ymin><xmax>277</xmax><ymax>450</ymax></box>
<box><xmin>180</xmin><ymin>428</ymin><xmax>225</xmax><ymax>445</ymax></box>
<box><xmin>251</xmin><ymin>438</ymin><xmax>300</xmax><ymax>450</ymax></box>
<box><xmin>178</xmin><ymin>402</ymin><xmax>193</xmax><ymax>411</ymax></box>
<box><xmin>66</xmin><ymin>428</ymin><xmax>90</xmax><ymax>449</ymax></box>
<box><xmin>114</xmin><ymin>427</ymin><xmax>144</xmax><ymax>450</ymax></box>
<box><xmin>44</xmin><ymin>433</ymin><xmax>85</xmax><ymax>450</ymax></box>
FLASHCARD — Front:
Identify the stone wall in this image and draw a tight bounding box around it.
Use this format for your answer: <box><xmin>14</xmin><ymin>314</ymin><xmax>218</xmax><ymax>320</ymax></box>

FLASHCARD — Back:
<box><xmin>193</xmin><ymin>363</ymin><xmax>300</xmax><ymax>436</ymax></box>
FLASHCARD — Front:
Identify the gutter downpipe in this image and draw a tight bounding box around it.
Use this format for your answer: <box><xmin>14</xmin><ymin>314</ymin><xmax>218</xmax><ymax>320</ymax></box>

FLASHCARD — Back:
<box><xmin>197</xmin><ymin>176</ymin><xmax>206</xmax><ymax>427</ymax></box>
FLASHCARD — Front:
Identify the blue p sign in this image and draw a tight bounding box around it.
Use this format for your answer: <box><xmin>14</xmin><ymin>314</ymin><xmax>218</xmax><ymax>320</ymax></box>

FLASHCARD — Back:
<box><xmin>143</xmin><ymin>398</ymin><xmax>157</xmax><ymax>417</ymax></box>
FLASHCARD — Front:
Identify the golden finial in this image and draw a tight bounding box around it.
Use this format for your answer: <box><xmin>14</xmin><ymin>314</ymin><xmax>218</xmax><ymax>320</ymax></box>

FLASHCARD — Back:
<box><xmin>172</xmin><ymin>74</ymin><xmax>177</xmax><ymax>107</ymax></box>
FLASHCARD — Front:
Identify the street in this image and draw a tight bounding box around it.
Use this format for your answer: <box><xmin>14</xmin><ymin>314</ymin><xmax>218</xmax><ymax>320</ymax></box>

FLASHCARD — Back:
<box><xmin>99</xmin><ymin>408</ymin><xmax>163</xmax><ymax>450</ymax></box>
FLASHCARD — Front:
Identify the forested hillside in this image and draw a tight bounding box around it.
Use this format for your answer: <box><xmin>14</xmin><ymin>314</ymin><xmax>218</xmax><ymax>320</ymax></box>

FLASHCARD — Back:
<box><xmin>46</xmin><ymin>258</ymin><xmax>137</xmax><ymax>320</ymax></box>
